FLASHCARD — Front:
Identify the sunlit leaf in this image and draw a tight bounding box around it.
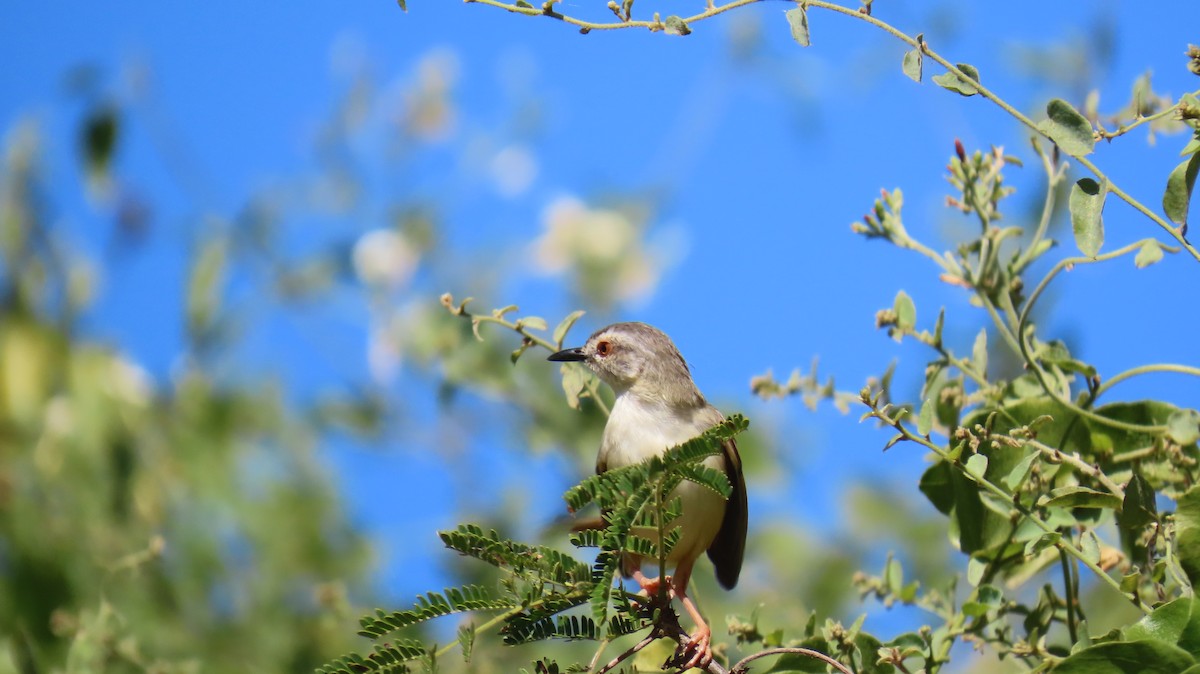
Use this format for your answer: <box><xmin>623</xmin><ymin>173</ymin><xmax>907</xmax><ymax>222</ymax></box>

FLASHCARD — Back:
<box><xmin>1069</xmin><ymin>177</ymin><xmax>1106</xmax><ymax>257</ymax></box>
<box><xmin>902</xmin><ymin>48</ymin><xmax>922</xmax><ymax>82</ymax></box>
<box><xmin>932</xmin><ymin>63</ymin><xmax>980</xmax><ymax>96</ymax></box>
<box><xmin>1038</xmin><ymin>98</ymin><xmax>1096</xmax><ymax>156</ymax></box>
<box><xmin>1164</xmin><ymin>153</ymin><xmax>1200</xmax><ymax>229</ymax></box>
<box><xmin>785</xmin><ymin>6</ymin><xmax>810</xmax><ymax>47</ymax></box>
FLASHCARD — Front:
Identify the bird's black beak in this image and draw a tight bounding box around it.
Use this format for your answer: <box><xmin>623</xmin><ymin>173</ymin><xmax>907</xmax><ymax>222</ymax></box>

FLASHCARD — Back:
<box><xmin>547</xmin><ymin>347</ymin><xmax>586</xmax><ymax>362</ymax></box>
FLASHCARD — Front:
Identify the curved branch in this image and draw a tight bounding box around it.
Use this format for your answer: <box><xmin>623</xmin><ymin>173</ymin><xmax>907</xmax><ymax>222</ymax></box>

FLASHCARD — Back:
<box><xmin>468</xmin><ymin>0</ymin><xmax>1200</xmax><ymax>261</ymax></box>
<box><xmin>731</xmin><ymin>647</ymin><xmax>854</xmax><ymax>674</ymax></box>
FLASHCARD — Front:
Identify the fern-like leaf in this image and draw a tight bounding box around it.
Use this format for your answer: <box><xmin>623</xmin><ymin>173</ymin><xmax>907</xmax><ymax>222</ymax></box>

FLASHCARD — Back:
<box><xmin>439</xmin><ymin>524</ymin><xmax>592</xmax><ymax>586</ymax></box>
<box><xmin>357</xmin><ymin>585</ymin><xmax>517</xmax><ymax>638</ymax></box>
<box><xmin>316</xmin><ymin>640</ymin><xmax>425</xmax><ymax>674</ymax></box>
<box><xmin>674</xmin><ymin>462</ymin><xmax>733</xmax><ymax>499</ymax></box>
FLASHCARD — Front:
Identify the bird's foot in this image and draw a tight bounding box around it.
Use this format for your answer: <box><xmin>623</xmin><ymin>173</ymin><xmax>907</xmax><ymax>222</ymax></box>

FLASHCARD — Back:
<box><xmin>636</xmin><ymin>574</ymin><xmax>672</xmax><ymax>598</ymax></box>
<box><xmin>671</xmin><ymin>624</ymin><xmax>713</xmax><ymax>671</ymax></box>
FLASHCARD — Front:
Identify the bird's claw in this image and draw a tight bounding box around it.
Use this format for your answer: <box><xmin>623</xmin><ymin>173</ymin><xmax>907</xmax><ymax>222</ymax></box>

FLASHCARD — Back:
<box><xmin>671</xmin><ymin>625</ymin><xmax>712</xmax><ymax>671</ymax></box>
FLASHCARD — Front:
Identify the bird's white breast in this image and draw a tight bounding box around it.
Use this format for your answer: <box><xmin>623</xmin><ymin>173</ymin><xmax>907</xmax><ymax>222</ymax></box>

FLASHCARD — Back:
<box><xmin>600</xmin><ymin>394</ymin><xmax>727</xmax><ymax>567</ymax></box>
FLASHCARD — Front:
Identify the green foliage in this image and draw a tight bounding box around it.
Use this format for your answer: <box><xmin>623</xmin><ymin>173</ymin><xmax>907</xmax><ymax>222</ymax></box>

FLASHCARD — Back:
<box><xmin>320</xmin><ymin>416</ymin><xmax>750</xmax><ymax>672</ymax></box>
<box><xmin>0</xmin><ymin>108</ymin><xmax>374</xmax><ymax>672</ymax></box>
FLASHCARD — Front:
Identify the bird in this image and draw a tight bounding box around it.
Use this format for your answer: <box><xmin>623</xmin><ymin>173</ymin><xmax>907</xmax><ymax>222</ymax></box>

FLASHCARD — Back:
<box><xmin>548</xmin><ymin>322</ymin><xmax>747</xmax><ymax>670</ymax></box>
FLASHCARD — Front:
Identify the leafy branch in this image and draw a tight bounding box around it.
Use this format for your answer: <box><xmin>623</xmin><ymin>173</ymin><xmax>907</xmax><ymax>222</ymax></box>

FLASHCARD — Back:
<box><xmin>318</xmin><ymin>414</ymin><xmax>863</xmax><ymax>674</ymax></box>
<box><xmin>468</xmin><ymin>0</ymin><xmax>1200</xmax><ymax>260</ymax></box>
<box><xmin>439</xmin><ymin>292</ymin><xmax>611</xmax><ymax>416</ymax></box>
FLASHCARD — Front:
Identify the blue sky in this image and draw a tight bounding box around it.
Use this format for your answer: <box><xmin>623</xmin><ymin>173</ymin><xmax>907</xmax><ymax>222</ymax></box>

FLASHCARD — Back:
<box><xmin>3</xmin><ymin>0</ymin><xmax>1199</xmax><ymax>630</ymax></box>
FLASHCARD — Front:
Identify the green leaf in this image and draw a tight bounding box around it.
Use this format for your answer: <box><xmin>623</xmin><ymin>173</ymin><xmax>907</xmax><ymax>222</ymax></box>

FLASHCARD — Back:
<box><xmin>560</xmin><ymin>364</ymin><xmax>586</xmax><ymax>410</ymax></box>
<box><xmin>663</xmin><ymin>15</ymin><xmax>691</xmax><ymax>36</ymax></box>
<box><xmin>518</xmin><ymin>316</ymin><xmax>548</xmax><ymax>331</ymax></box>
<box><xmin>917</xmin><ymin>395</ymin><xmax>934</xmax><ymax>436</ymax></box>
<box><xmin>931</xmin><ymin>62</ymin><xmax>980</xmax><ymax>96</ymax></box>
<box><xmin>893</xmin><ymin>290</ymin><xmax>916</xmax><ymax>331</ymax></box>
<box><xmin>1169</xmin><ymin>409</ymin><xmax>1200</xmax><ymax>445</ymax></box>
<box><xmin>1135</xmin><ymin>240</ymin><xmax>1165</xmax><ymax>268</ymax></box>
<box><xmin>1175</xmin><ymin>485</ymin><xmax>1200</xmax><ymax>587</ymax></box>
<box><xmin>1164</xmin><ymin>153</ymin><xmax>1200</xmax><ymax>228</ymax></box>
<box><xmin>1039</xmin><ymin>98</ymin><xmax>1096</xmax><ymax>156</ymax></box>
<box><xmin>971</xmin><ymin>328</ymin><xmax>988</xmax><ymax>377</ymax></box>
<box><xmin>964</xmin><ymin>453</ymin><xmax>988</xmax><ymax>478</ymax></box>
<box><xmin>1119</xmin><ymin>474</ymin><xmax>1159</xmax><ymax>530</ymax></box>
<box><xmin>1025</xmin><ymin>532</ymin><xmax>1061</xmax><ymax>558</ymax></box>
<box><xmin>552</xmin><ymin>310</ymin><xmax>586</xmax><ymax>347</ymax></box>
<box><xmin>81</xmin><ymin>105</ymin><xmax>119</xmax><ymax>177</ymax></box>
<box><xmin>785</xmin><ymin>6</ymin><xmax>810</xmax><ymax>47</ymax></box>
<box><xmin>1069</xmin><ymin>177</ymin><xmax>1107</xmax><ymax>257</ymax></box>
<box><xmin>1004</xmin><ymin>450</ymin><xmax>1039</xmax><ymax>491</ymax></box>
<box><xmin>1052</xmin><ymin>639</ymin><xmax>1196</xmax><ymax>673</ymax></box>
<box><xmin>397</xmin><ymin>0</ymin><xmax>407</xmax><ymax>10</ymax></box>
<box><xmin>187</xmin><ymin>236</ymin><xmax>228</xmax><ymax>337</ymax></box>
<box><xmin>902</xmin><ymin>48</ymin><xmax>922</xmax><ymax>82</ymax></box>
<box><xmin>1080</xmin><ymin>530</ymin><xmax>1101</xmax><ymax>564</ymax></box>
<box><xmin>962</xmin><ymin>584</ymin><xmax>1003</xmax><ymax>617</ymax></box>
<box><xmin>1125</xmin><ymin>597</ymin><xmax>1191</xmax><ymax>644</ymax></box>
<box><xmin>1043</xmin><ymin>486</ymin><xmax>1123</xmax><ymax>511</ymax></box>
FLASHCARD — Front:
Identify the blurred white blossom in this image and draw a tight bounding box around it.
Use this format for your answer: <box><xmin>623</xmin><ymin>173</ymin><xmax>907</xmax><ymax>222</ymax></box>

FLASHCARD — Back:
<box><xmin>353</xmin><ymin>229</ymin><xmax>418</xmax><ymax>289</ymax></box>
<box><xmin>531</xmin><ymin>196</ymin><xmax>665</xmax><ymax>307</ymax></box>
<box><xmin>397</xmin><ymin>48</ymin><xmax>459</xmax><ymax>143</ymax></box>
<box><xmin>489</xmin><ymin>144</ymin><xmax>537</xmax><ymax>198</ymax></box>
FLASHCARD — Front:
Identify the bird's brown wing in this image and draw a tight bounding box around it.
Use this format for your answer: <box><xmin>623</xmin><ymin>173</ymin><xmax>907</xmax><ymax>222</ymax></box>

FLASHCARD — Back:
<box><xmin>707</xmin><ymin>436</ymin><xmax>747</xmax><ymax>590</ymax></box>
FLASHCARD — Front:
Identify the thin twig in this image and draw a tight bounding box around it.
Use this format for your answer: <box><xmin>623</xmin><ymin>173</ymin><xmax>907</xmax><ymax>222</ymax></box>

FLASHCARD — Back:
<box><xmin>595</xmin><ymin>634</ymin><xmax>655</xmax><ymax>674</ymax></box>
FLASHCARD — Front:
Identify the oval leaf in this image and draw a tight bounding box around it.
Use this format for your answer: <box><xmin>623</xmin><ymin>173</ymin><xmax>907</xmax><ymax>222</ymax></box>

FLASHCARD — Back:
<box><xmin>785</xmin><ymin>6</ymin><xmax>810</xmax><ymax>47</ymax></box>
<box><xmin>893</xmin><ymin>290</ymin><xmax>916</xmax><ymax>331</ymax></box>
<box><xmin>1164</xmin><ymin>153</ymin><xmax>1200</xmax><ymax>228</ymax></box>
<box><xmin>1039</xmin><ymin>98</ymin><xmax>1096</xmax><ymax>156</ymax></box>
<box><xmin>1053</xmin><ymin>639</ymin><xmax>1196</xmax><ymax>674</ymax></box>
<box><xmin>902</xmin><ymin>48</ymin><xmax>922</xmax><ymax>82</ymax></box>
<box><xmin>553</xmin><ymin>310</ymin><xmax>586</xmax><ymax>347</ymax></box>
<box><xmin>932</xmin><ymin>63</ymin><xmax>980</xmax><ymax>96</ymax></box>
<box><xmin>1069</xmin><ymin>177</ymin><xmax>1107</xmax><ymax>257</ymax></box>
<box><xmin>663</xmin><ymin>15</ymin><xmax>691</xmax><ymax>36</ymax></box>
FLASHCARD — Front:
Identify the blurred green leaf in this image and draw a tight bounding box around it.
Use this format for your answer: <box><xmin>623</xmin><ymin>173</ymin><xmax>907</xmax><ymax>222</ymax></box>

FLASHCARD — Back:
<box><xmin>971</xmin><ymin>328</ymin><xmax>987</xmax><ymax>377</ymax></box>
<box><xmin>893</xmin><ymin>290</ymin><xmax>915</xmax><ymax>332</ymax></box>
<box><xmin>1168</xmin><ymin>409</ymin><xmax>1200</xmax><ymax>445</ymax></box>
<box><xmin>1135</xmin><ymin>240</ymin><xmax>1165</xmax><ymax>268</ymax></box>
<box><xmin>80</xmin><ymin>105</ymin><xmax>119</xmax><ymax>176</ymax></box>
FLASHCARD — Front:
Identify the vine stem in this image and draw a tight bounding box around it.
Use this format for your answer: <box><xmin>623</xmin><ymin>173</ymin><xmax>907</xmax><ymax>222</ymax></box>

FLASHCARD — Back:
<box><xmin>468</xmin><ymin>0</ymin><xmax>1200</xmax><ymax>262</ymax></box>
<box><xmin>730</xmin><ymin>647</ymin><xmax>854</xmax><ymax>674</ymax></box>
<box><xmin>1094</xmin><ymin>363</ymin><xmax>1200</xmax><ymax>399</ymax></box>
<box><xmin>1014</xmin><ymin>239</ymin><xmax>1182</xmax><ymax>435</ymax></box>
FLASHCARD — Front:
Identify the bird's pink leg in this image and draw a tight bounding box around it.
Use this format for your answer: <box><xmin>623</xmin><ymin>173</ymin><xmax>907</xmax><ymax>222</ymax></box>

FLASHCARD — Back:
<box><xmin>670</xmin><ymin>558</ymin><xmax>712</xmax><ymax>670</ymax></box>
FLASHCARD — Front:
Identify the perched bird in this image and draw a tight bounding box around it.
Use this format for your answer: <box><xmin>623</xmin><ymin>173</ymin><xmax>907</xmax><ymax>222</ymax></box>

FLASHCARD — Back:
<box><xmin>549</xmin><ymin>322</ymin><xmax>747</xmax><ymax>669</ymax></box>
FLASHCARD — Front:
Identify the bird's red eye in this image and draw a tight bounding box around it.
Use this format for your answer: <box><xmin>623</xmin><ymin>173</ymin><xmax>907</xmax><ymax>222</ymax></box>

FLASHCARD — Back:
<box><xmin>596</xmin><ymin>341</ymin><xmax>611</xmax><ymax>357</ymax></box>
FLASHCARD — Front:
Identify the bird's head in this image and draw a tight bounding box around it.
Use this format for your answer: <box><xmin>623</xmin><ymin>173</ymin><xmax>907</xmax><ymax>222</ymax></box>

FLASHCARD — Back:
<box><xmin>548</xmin><ymin>322</ymin><xmax>700</xmax><ymax>402</ymax></box>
